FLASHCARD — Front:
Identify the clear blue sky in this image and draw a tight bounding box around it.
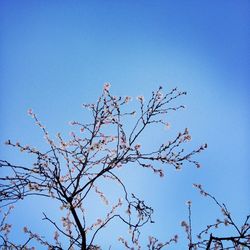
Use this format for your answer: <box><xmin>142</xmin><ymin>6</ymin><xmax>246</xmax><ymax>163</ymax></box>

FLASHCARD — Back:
<box><xmin>0</xmin><ymin>0</ymin><xmax>249</xmax><ymax>249</ymax></box>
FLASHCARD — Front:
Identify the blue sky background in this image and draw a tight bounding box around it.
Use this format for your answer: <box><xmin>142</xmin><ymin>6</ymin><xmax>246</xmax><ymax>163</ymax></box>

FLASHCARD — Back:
<box><xmin>0</xmin><ymin>0</ymin><xmax>249</xmax><ymax>249</ymax></box>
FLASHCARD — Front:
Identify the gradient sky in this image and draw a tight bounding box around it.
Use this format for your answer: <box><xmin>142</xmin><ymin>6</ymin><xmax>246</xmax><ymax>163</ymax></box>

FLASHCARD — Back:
<box><xmin>0</xmin><ymin>1</ymin><xmax>249</xmax><ymax>249</ymax></box>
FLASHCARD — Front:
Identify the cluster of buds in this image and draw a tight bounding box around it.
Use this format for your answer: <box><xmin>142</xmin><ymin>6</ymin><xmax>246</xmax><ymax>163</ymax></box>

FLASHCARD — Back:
<box><xmin>193</xmin><ymin>183</ymin><xmax>208</xmax><ymax>196</ymax></box>
<box><xmin>181</xmin><ymin>220</ymin><xmax>190</xmax><ymax>234</ymax></box>
<box><xmin>61</xmin><ymin>213</ymin><xmax>73</xmax><ymax>235</ymax></box>
<box><xmin>136</xmin><ymin>95</ymin><xmax>144</xmax><ymax>103</ymax></box>
<box><xmin>118</xmin><ymin>236</ymin><xmax>133</xmax><ymax>249</ymax></box>
<box><xmin>94</xmin><ymin>185</ymin><xmax>109</xmax><ymax>205</ymax></box>
<box><xmin>28</xmin><ymin>182</ymin><xmax>40</xmax><ymax>191</ymax></box>
<box><xmin>103</xmin><ymin>82</ymin><xmax>111</xmax><ymax>92</ymax></box>
<box><xmin>124</xmin><ymin>96</ymin><xmax>132</xmax><ymax>103</ymax></box>
<box><xmin>147</xmin><ymin>234</ymin><xmax>178</xmax><ymax>249</ymax></box>
<box><xmin>53</xmin><ymin>230</ymin><xmax>60</xmax><ymax>243</ymax></box>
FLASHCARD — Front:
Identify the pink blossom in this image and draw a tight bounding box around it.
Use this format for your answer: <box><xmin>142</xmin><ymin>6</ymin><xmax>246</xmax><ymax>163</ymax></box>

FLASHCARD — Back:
<box><xmin>103</xmin><ymin>82</ymin><xmax>111</xmax><ymax>91</ymax></box>
<box><xmin>23</xmin><ymin>226</ymin><xmax>28</xmax><ymax>233</ymax></box>
<box><xmin>136</xmin><ymin>95</ymin><xmax>144</xmax><ymax>102</ymax></box>
<box><xmin>54</xmin><ymin>231</ymin><xmax>59</xmax><ymax>241</ymax></box>
<box><xmin>124</xmin><ymin>96</ymin><xmax>132</xmax><ymax>103</ymax></box>
<box><xmin>156</xmin><ymin>91</ymin><xmax>163</xmax><ymax>100</ymax></box>
<box><xmin>165</xmin><ymin>122</ymin><xmax>171</xmax><ymax>129</ymax></box>
<box><xmin>184</xmin><ymin>135</ymin><xmax>192</xmax><ymax>141</ymax></box>
<box><xmin>27</xmin><ymin>108</ymin><xmax>33</xmax><ymax>116</ymax></box>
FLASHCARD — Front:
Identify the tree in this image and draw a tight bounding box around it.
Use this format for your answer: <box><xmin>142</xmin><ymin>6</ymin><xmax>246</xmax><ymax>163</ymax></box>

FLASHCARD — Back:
<box><xmin>0</xmin><ymin>84</ymin><xmax>249</xmax><ymax>249</ymax></box>
<box><xmin>182</xmin><ymin>184</ymin><xmax>250</xmax><ymax>250</ymax></box>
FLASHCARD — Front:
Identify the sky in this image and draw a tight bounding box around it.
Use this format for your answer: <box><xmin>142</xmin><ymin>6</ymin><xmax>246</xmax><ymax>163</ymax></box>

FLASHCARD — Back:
<box><xmin>0</xmin><ymin>0</ymin><xmax>249</xmax><ymax>249</ymax></box>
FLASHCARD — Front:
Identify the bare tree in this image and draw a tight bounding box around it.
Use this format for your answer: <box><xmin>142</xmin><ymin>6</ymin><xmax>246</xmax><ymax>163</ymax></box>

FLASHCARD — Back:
<box><xmin>0</xmin><ymin>83</ymin><xmax>217</xmax><ymax>249</ymax></box>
